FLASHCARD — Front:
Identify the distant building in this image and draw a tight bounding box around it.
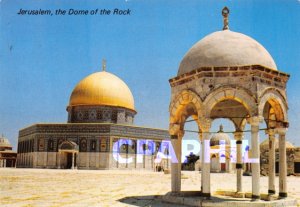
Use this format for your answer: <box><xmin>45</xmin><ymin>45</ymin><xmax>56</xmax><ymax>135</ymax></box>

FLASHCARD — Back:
<box><xmin>209</xmin><ymin>125</ymin><xmax>233</xmax><ymax>173</ymax></box>
<box><xmin>0</xmin><ymin>135</ymin><xmax>17</xmax><ymax>168</ymax></box>
<box><xmin>260</xmin><ymin>139</ymin><xmax>300</xmax><ymax>176</ymax></box>
<box><xmin>194</xmin><ymin>125</ymin><xmax>234</xmax><ymax>173</ymax></box>
<box><xmin>17</xmin><ymin>66</ymin><xmax>170</xmax><ymax>170</ymax></box>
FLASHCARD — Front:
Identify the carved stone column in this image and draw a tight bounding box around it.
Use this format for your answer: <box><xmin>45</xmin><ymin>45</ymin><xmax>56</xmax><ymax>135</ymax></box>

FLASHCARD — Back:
<box><xmin>58</xmin><ymin>151</ymin><xmax>61</xmax><ymax>169</ymax></box>
<box><xmin>76</xmin><ymin>152</ymin><xmax>80</xmax><ymax>169</ymax></box>
<box><xmin>71</xmin><ymin>152</ymin><xmax>75</xmax><ymax>170</ymax></box>
<box><xmin>75</xmin><ymin>153</ymin><xmax>78</xmax><ymax>169</ymax></box>
<box><xmin>199</xmin><ymin>132</ymin><xmax>203</xmax><ymax>192</ymax></box>
<box><xmin>267</xmin><ymin>129</ymin><xmax>276</xmax><ymax>195</ymax></box>
<box><xmin>43</xmin><ymin>152</ymin><xmax>47</xmax><ymax>168</ymax></box>
<box><xmin>234</xmin><ymin>132</ymin><xmax>243</xmax><ymax>192</ymax></box>
<box><xmin>248</xmin><ymin>116</ymin><xmax>262</xmax><ymax>199</ymax></box>
<box><xmin>200</xmin><ymin>118</ymin><xmax>212</xmax><ymax>197</ymax></box>
<box><xmin>170</xmin><ymin>131</ymin><xmax>183</xmax><ymax>193</ymax></box>
<box><xmin>277</xmin><ymin>128</ymin><xmax>288</xmax><ymax>198</ymax></box>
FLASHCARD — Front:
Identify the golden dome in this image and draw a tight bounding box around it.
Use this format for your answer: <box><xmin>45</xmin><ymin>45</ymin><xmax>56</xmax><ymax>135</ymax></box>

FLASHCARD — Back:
<box><xmin>69</xmin><ymin>71</ymin><xmax>135</xmax><ymax>111</ymax></box>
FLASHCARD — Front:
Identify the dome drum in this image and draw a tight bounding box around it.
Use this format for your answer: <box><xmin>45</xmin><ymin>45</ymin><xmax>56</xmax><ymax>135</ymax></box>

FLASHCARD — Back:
<box><xmin>170</xmin><ymin>64</ymin><xmax>289</xmax><ymax>88</ymax></box>
<box><xmin>67</xmin><ymin>105</ymin><xmax>136</xmax><ymax>124</ymax></box>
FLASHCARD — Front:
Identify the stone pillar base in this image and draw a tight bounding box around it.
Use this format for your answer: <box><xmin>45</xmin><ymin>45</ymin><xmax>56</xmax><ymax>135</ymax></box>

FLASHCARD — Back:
<box><xmin>252</xmin><ymin>194</ymin><xmax>260</xmax><ymax>199</ymax></box>
<box><xmin>279</xmin><ymin>192</ymin><xmax>287</xmax><ymax>198</ymax></box>
<box><xmin>201</xmin><ymin>193</ymin><xmax>211</xmax><ymax>197</ymax></box>
<box><xmin>268</xmin><ymin>190</ymin><xmax>276</xmax><ymax>195</ymax></box>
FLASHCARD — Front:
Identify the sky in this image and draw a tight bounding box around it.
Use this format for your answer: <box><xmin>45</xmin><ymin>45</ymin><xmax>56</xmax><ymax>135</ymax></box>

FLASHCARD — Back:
<box><xmin>1</xmin><ymin>0</ymin><xmax>300</xmax><ymax>151</ymax></box>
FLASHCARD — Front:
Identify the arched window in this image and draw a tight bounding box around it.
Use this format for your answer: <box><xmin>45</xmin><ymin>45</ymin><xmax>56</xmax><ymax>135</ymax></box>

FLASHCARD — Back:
<box><xmin>57</xmin><ymin>139</ymin><xmax>64</xmax><ymax>152</ymax></box>
<box><xmin>38</xmin><ymin>139</ymin><xmax>44</xmax><ymax>151</ymax></box>
<box><xmin>80</xmin><ymin>138</ymin><xmax>87</xmax><ymax>152</ymax></box>
<box><xmin>48</xmin><ymin>139</ymin><xmax>54</xmax><ymax>151</ymax></box>
<box><xmin>90</xmin><ymin>140</ymin><xmax>96</xmax><ymax>151</ymax></box>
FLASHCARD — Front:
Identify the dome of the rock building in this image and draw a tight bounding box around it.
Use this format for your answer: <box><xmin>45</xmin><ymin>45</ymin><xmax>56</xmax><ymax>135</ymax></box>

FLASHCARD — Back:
<box><xmin>69</xmin><ymin>71</ymin><xmax>135</xmax><ymax>112</ymax></box>
<box><xmin>178</xmin><ymin>30</ymin><xmax>277</xmax><ymax>76</ymax></box>
<box><xmin>210</xmin><ymin>125</ymin><xmax>231</xmax><ymax>146</ymax></box>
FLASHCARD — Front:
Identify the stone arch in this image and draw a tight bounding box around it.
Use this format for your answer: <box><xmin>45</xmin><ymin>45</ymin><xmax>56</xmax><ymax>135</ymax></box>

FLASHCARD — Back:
<box><xmin>57</xmin><ymin>138</ymin><xmax>65</xmax><ymax>152</ymax></box>
<box><xmin>238</xmin><ymin>118</ymin><xmax>248</xmax><ymax>132</ymax></box>
<box><xmin>169</xmin><ymin>90</ymin><xmax>204</xmax><ymax>134</ymax></box>
<box><xmin>59</xmin><ymin>141</ymin><xmax>78</xmax><ymax>151</ymax></box>
<box><xmin>258</xmin><ymin>88</ymin><xmax>288</xmax><ymax>122</ymax></box>
<box><xmin>203</xmin><ymin>86</ymin><xmax>257</xmax><ymax>118</ymax></box>
<box><xmin>48</xmin><ymin>138</ymin><xmax>54</xmax><ymax>151</ymax></box>
<box><xmin>209</xmin><ymin>151</ymin><xmax>231</xmax><ymax>159</ymax></box>
<box><xmin>58</xmin><ymin>141</ymin><xmax>78</xmax><ymax>170</ymax></box>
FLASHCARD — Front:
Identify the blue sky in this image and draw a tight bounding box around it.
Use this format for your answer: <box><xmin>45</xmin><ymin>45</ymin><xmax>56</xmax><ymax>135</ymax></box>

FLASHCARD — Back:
<box><xmin>1</xmin><ymin>0</ymin><xmax>300</xmax><ymax>150</ymax></box>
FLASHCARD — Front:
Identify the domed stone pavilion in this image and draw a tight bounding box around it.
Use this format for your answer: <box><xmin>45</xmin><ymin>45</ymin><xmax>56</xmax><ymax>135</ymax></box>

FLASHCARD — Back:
<box><xmin>210</xmin><ymin>125</ymin><xmax>232</xmax><ymax>173</ymax></box>
<box><xmin>17</xmin><ymin>62</ymin><xmax>170</xmax><ymax>170</ymax></box>
<box><xmin>0</xmin><ymin>134</ymin><xmax>17</xmax><ymax>168</ymax></box>
<box><xmin>168</xmin><ymin>7</ymin><xmax>290</xmax><ymax>201</ymax></box>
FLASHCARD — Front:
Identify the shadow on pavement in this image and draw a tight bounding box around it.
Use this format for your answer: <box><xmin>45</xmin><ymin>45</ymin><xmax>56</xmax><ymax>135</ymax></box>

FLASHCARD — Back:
<box><xmin>118</xmin><ymin>195</ymin><xmax>187</xmax><ymax>207</ymax></box>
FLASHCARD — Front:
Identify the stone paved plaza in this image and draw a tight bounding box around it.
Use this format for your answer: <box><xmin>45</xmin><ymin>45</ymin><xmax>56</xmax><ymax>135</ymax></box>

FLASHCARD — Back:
<box><xmin>0</xmin><ymin>168</ymin><xmax>299</xmax><ymax>207</ymax></box>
